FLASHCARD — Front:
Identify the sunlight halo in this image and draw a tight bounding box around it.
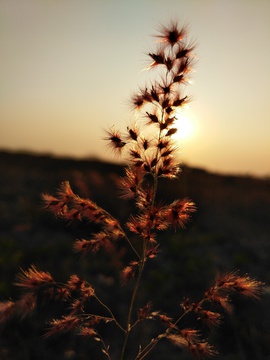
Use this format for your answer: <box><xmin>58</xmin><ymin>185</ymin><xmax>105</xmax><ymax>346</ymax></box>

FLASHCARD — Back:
<box><xmin>173</xmin><ymin>109</ymin><xmax>194</xmax><ymax>140</ymax></box>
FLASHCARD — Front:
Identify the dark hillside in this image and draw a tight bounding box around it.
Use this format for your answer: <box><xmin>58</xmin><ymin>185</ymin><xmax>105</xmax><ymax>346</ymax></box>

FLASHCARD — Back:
<box><xmin>0</xmin><ymin>150</ymin><xmax>269</xmax><ymax>359</ymax></box>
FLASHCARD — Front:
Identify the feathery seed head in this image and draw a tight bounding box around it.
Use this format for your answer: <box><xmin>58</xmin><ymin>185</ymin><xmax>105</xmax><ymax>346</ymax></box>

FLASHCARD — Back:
<box><xmin>157</xmin><ymin>22</ymin><xmax>187</xmax><ymax>47</ymax></box>
<box><xmin>146</xmin><ymin>111</ymin><xmax>159</xmax><ymax>124</ymax></box>
<box><xmin>127</xmin><ymin>124</ymin><xmax>139</xmax><ymax>141</ymax></box>
<box><xmin>151</xmin><ymin>86</ymin><xmax>160</xmax><ymax>102</ymax></box>
<box><xmin>131</xmin><ymin>88</ymin><xmax>153</xmax><ymax>109</ymax></box>
<box><xmin>215</xmin><ymin>272</ymin><xmax>264</xmax><ymax>300</ymax></box>
<box><xmin>41</xmin><ymin>193</ymin><xmax>65</xmax><ymax>215</ymax></box>
<box><xmin>79</xmin><ymin>327</ymin><xmax>98</xmax><ymax>337</ymax></box>
<box><xmin>138</xmin><ymin>302</ymin><xmax>152</xmax><ymax>320</ymax></box>
<box><xmin>46</xmin><ymin>315</ymin><xmax>80</xmax><ymax>337</ymax></box>
<box><xmin>148</xmin><ymin>51</ymin><xmax>166</xmax><ymax>68</ymax></box>
<box><xmin>196</xmin><ymin>309</ymin><xmax>222</xmax><ymax>329</ymax></box>
<box><xmin>141</xmin><ymin>137</ymin><xmax>150</xmax><ymax>150</ymax></box>
<box><xmin>180</xmin><ymin>328</ymin><xmax>200</xmax><ymax>342</ymax></box>
<box><xmin>57</xmin><ymin>181</ymin><xmax>74</xmax><ymax>200</ymax></box>
<box><xmin>15</xmin><ymin>265</ymin><xmax>54</xmax><ymax>289</ymax></box>
<box><xmin>104</xmin><ymin>128</ymin><xmax>126</xmax><ymax>154</ymax></box>
<box><xmin>122</xmin><ymin>261</ymin><xmax>140</xmax><ymax>283</ymax></box>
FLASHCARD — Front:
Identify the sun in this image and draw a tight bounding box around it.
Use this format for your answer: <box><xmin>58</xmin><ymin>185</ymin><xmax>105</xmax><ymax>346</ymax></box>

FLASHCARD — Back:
<box><xmin>173</xmin><ymin>110</ymin><xmax>193</xmax><ymax>140</ymax></box>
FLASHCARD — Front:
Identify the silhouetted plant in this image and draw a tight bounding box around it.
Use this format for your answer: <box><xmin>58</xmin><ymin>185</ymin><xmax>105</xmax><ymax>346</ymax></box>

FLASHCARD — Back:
<box><xmin>0</xmin><ymin>21</ymin><xmax>264</xmax><ymax>359</ymax></box>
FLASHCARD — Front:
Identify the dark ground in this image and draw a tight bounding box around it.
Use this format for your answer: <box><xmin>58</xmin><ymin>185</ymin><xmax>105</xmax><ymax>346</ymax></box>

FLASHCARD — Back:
<box><xmin>0</xmin><ymin>150</ymin><xmax>269</xmax><ymax>359</ymax></box>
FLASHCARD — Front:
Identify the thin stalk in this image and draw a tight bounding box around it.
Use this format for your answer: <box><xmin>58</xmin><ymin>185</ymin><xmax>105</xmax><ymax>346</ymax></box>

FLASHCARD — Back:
<box><xmin>94</xmin><ymin>295</ymin><xmax>126</xmax><ymax>332</ymax></box>
<box><xmin>123</xmin><ymin>232</ymin><xmax>141</xmax><ymax>260</ymax></box>
<box><xmin>120</xmin><ymin>242</ymin><xmax>147</xmax><ymax>360</ymax></box>
<box><xmin>99</xmin><ymin>334</ymin><xmax>112</xmax><ymax>360</ymax></box>
<box><xmin>151</xmin><ymin>172</ymin><xmax>158</xmax><ymax>208</ymax></box>
<box><xmin>135</xmin><ymin>310</ymin><xmax>192</xmax><ymax>360</ymax></box>
<box><xmin>150</xmin><ymin>106</ymin><xmax>165</xmax><ymax>208</ymax></box>
<box><xmin>120</xmin><ymin>106</ymin><xmax>166</xmax><ymax>359</ymax></box>
<box><xmin>102</xmin><ymin>211</ymin><xmax>141</xmax><ymax>260</ymax></box>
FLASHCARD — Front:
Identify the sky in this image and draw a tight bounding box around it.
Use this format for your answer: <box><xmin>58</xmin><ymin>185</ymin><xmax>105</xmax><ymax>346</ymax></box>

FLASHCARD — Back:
<box><xmin>1</xmin><ymin>0</ymin><xmax>270</xmax><ymax>177</ymax></box>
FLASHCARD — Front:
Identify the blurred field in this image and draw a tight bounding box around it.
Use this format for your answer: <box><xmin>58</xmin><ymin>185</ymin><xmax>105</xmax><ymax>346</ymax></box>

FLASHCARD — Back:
<box><xmin>0</xmin><ymin>150</ymin><xmax>269</xmax><ymax>359</ymax></box>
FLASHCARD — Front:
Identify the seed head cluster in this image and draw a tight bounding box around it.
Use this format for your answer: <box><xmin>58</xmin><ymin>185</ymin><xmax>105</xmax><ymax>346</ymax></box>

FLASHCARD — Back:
<box><xmin>106</xmin><ymin>23</ymin><xmax>195</xmax><ymax>181</ymax></box>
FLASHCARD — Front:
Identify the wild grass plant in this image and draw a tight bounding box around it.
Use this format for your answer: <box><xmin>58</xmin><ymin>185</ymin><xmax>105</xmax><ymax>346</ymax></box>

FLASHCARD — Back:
<box><xmin>0</xmin><ymin>22</ymin><xmax>264</xmax><ymax>359</ymax></box>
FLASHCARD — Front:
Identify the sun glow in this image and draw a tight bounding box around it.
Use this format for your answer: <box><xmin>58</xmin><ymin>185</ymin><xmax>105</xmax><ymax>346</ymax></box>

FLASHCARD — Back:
<box><xmin>173</xmin><ymin>110</ymin><xmax>193</xmax><ymax>140</ymax></box>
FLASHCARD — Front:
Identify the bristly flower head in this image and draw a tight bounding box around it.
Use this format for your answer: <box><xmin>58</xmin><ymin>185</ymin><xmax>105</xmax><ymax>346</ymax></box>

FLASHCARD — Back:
<box><xmin>15</xmin><ymin>265</ymin><xmax>54</xmax><ymax>289</ymax></box>
<box><xmin>45</xmin><ymin>315</ymin><xmax>80</xmax><ymax>338</ymax></box>
<box><xmin>104</xmin><ymin>127</ymin><xmax>126</xmax><ymax>155</ymax></box>
<box><xmin>215</xmin><ymin>272</ymin><xmax>264</xmax><ymax>300</ymax></box>
<box><xmin>156</xmin><ymin>21</ymin><xmax>187</xmax><ymax>47</ymax></box>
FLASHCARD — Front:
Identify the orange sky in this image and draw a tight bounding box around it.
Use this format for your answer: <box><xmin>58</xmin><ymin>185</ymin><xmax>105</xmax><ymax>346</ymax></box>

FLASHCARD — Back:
<box><xmin>1</xmin><ymin>0</ymin><xmax>270</xmax><ymax>177</ymax></box>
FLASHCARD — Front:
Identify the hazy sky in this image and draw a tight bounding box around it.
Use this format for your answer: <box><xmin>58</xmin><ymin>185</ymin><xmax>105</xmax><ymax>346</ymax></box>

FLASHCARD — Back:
<box><xmin>1</xmin><ymin>0</ymin><xmax>270</xmax><ymax>177</ymax></box>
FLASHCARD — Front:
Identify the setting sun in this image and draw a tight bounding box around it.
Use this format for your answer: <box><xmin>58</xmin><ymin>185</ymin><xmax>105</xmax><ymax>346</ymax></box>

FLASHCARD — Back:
<box><xmin>173</xmin><ymin>110</ymin><xmax>193</xmax><ymax>140</ymax></box>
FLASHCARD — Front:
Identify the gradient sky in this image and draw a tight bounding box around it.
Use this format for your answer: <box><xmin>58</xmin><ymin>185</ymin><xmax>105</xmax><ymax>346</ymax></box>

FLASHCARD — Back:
<box><xmin>1</xmin><ymin>0</ymin><xmax>270</xmax><ymax>177</ymax></box>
